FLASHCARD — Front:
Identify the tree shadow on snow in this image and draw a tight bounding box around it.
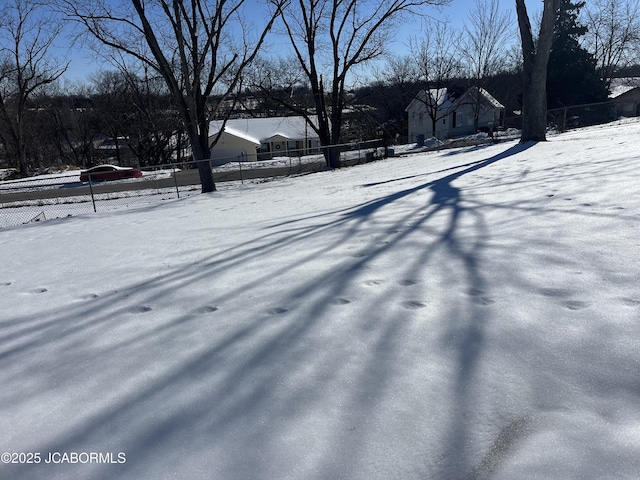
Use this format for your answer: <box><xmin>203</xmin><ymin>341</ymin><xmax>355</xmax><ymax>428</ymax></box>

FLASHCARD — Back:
<box><xmin>1</xmin><ymin>142</ymin><xmax>541</xmax><ymax>480</ymax></box>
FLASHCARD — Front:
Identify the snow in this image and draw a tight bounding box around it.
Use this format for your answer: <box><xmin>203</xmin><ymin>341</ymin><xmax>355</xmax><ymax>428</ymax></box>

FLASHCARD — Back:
<box><xmin>209</xmin><ymin>116</ymin><xmax>317</xmax><ymax>142</ymax></box>
<box><xmin>609</xmin><ymin>77</ymin><xmax>640</xmax><ymax>98</ymax></box>
<box><xmin>1</xmin><ymin>119</ymin><xmax>639</xmax><ymax>479</ymax></box>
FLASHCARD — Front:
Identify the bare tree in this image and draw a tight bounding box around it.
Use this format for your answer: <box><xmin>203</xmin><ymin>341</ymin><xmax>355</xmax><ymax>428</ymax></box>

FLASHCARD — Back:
<box><xmin>63</xmin><ymin>0</ymin><xmax>283</xmax><ymax>192</ymax></box>
<box><xmin>371</xmin><ymin>55</ymin><xmax>422</xmax><ymax>139</ymax></box>
<box><xmin>0</xmin><ymin>0</ymin><xmax>68</xmax><ymax>176</ymax></box>
<box><xmin>582</xmin><ymin>0</ymin><xmax>640</xmax><ymax>87</ymax></box>
<box><xmin>463</xmin><ymin>0</ymin><xmax>514</xmax><ymax>82</ymax></box>
<box><xmin>461</xmin><ymin>0</ymin><xmax>514</xmax><ymax>131</ymax></box>
<box><xmin>40</xmin><ymin>84</ymin><xmax>97</xmax><ymax>168</ymax></box>
<box><xmin>409</xmin><ymin>18</ymin><xmax>461</xmax><ymax>139</ymax></box>
<box><xmin>516</xmin><ymin>0</ymin><xmax>560</xmax><ymax>142</ymax></box>
<box><xmin>90</xmin><ymin>70</ymin><xmax>135</xmax><ymax>165</ymax></box>
<box><xmin>248</xmin><ymin>55</ymin><xmax>316</xmax><ymax>117</ymax></box>
<box><xmin>123</xmin><ymin>68</ymin><xmax>182</xmax><ymax>167</ymax></box>
<box><xmin>274</xmin><ymin>0</ymin><xmax>450</xmax><ymax>169</ymax></box>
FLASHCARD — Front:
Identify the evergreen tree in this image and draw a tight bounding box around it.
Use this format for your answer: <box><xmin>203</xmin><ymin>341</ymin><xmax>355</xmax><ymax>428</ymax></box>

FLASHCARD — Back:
<box><xmin>547</xmin><ymin>0</ymin><xmax>609</xmax><ymax>109</ymax></box>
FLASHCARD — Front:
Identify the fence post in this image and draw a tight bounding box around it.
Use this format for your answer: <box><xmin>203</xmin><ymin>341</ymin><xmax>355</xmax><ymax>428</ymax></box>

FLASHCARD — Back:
<box><xmin>238</xmin><ymin>155</ymin><xmax>244</xmax><ymax>185</ymax></box>
<box><xmin>88</xmin><ymin>175</ymin><xmax>97</xmax><ymax>213</ymax></box>
<box><xmin>173</xmin><ymin>164</ymin><xmax>180</xmax><ymax>198</ymax></box>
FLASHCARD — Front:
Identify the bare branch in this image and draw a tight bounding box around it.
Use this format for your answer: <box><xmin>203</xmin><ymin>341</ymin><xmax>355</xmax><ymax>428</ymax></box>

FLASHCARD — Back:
<box><xmin>462</xmin><ymin>0</ymin><xmax>515</xmax><ymax>81</ymax></box>
<box><xmin>61</xmin><ymin>0</ymin><xmax>283</xmax><ymax>192</ymax></box>
<box><xmin>0</xmin><ymin>0</ymin><xmax>68</xmax><ymax>175</ymax></box>
<box><xmin>582</xmin><ymin>0</ymin><xmax>640</xmax><ymax>85</ymax></box>
<box><xmin>275</xmin><ymin>0</ymin><xmax>450</xmax><ymax>168</ymax></box>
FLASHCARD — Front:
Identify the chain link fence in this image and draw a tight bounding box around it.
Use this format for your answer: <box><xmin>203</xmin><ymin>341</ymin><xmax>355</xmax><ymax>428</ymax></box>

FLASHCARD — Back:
<box><xmin>3</xmin><ymin>101</ymin><xmax>628</xmax><ymax>230</ymax></box>
<box><xmin>0</xmin><ymin>166</ymin><xmax>198</xmax><ymax>228</ymax></box>
<box><xmin>1</xmin><ymin>139</ymin><xmax>390</xmax><ymax>228</ymax></box>
<box><xmin>547</xmin><ymin>101</ymin><xmax>617</xmax><ymax>133</ymax></box>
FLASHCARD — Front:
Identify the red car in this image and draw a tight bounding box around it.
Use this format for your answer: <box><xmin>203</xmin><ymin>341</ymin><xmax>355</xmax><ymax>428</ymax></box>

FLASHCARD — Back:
<box><xmin>80</xmin><ymin>165</ymin><xmax>143</xmax><ymax>182</ymax></box>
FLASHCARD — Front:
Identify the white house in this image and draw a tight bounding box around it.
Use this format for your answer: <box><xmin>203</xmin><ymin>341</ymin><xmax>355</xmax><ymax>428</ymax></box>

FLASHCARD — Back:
<box><xmin>406</xmin><ymin>87</ymin><xmax>505</xmax><ymax>143</ymax></box>
<box><xmin>610</xmin><ymin>78</ymin><xmax>640</xmax><ymax>117</ymax></box>
<box><xmin>208</xmin><ymin>116</ymin><xmax>321</xmax><ymax>165</ymax></box>
<box><xmin>208</xmin><ymin>126</ymin><xmax>261</xmax><ymax>165</ymax></box>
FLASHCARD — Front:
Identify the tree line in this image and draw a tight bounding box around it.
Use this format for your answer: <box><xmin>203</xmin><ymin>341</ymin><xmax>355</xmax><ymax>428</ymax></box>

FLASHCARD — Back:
<box><xmin>1</xmin><ymin>0</ymin><xmax>638</xmax><ymax>189</ymax></box>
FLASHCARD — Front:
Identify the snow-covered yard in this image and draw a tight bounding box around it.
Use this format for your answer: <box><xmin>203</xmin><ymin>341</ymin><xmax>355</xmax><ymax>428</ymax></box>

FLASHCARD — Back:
<box><xmin>1</xmin><ymin>119</ymin><xmax>639</xmax><ymax>479</ymax></box>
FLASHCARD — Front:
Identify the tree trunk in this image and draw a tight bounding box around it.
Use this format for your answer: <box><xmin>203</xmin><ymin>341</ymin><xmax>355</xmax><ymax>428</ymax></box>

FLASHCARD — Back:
<box><xmin>188</xmin><ymin>125</ymin><xmax>215</xmax><ymax>193</ymax></box>
<box><xmin>311</xmin><ymin>75</ymin><xmax>341</xmax><ymax>169</ymax></box>
<box><xmin>18</xmin><ymin>149</ymin><xmax>29</xmax><ymax>177</ymax></box>
<box><xmin>520</xmin><ymin>67</ymin><xmax>550</xmax><ymax>142</ymax></box>
<box><xmin>328</xmin><ymin>103</ymin><xmax>343</xmax><ymax>169</ymax></box>
<box><xmin>17</xmin><ymin>117</ymin><xmax>28</xmax><ymax>176</ymax></box>
<box><xmin>315</xmin><ymin>112</ymin><xmax>333</xmax><ymax>169</ymax></box>
<box><xmin>516</xmin><ymin>0</ymin><xmax>560</xmax><ymax>142</ymax></box>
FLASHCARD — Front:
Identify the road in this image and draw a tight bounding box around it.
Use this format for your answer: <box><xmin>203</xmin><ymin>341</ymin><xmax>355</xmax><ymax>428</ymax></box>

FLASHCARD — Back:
<box><xmin>0</xmin><ymin>160</ymin><xmax>330</xmax><ymax>204</ymax></box>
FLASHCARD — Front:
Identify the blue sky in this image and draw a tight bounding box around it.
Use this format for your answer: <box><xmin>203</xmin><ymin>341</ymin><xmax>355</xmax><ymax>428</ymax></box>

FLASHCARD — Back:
<box><xmin>59</xmin><ymin>0</ymin><xmax>540</xmax><ymax>84</ymax></box>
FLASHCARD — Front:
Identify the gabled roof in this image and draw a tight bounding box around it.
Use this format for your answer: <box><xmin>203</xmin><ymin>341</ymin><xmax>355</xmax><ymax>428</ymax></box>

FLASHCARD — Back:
<box><xmin>405</xmin><ymin>88</ymin><xmax>453</xmax><ymax>112</ymax></box>
<box><xmin>454</xmin><ymin>87</ymin><xmax>505</xmax><ymax>110</ymax></box>
<box><xmin>216</xmin><ymin>126</ymin><xmax>261</xmax><ymax>146</ymax></box>
<box><xmin>609</xmin><ymin>78</ymin><xmax>640</xmax><ymax>99</ymax></box>
<box><xmin>406</xmin><ymin>87</ymin><xmax>504</xmax><ymax>112</ymax></box>
<box><xmin>209</xmin><ymin>116</ymin><xmax>318</xmax><ymax>142</ymax></box>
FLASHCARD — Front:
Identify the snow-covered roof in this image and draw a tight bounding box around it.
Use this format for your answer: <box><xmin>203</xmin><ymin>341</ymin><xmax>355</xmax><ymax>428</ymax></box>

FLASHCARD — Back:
<box><xmin>405</xmin><ymin>88</ymin><xmax>453</xmax><ymax>112</ymax></box>
<box><xmin>216</xmin><ymin>126</ymin><xmax>261</xmax><ymax>146</ymax></box>
<box><xmin>608</xmin><ymin>77</ymin><xmax>640</xmax><ymax>98</ymax></box>
<box><xmin>406</xmin><ymin>87</ymin><xmax>503</xmax><ymax>113</ymax></box>
<box><xmin>462</xmin><ymin>87</ymin><xmax>504</xmax><ymax>110</ymax></box>
<box><xmin>209</xmin><ymin>116</ymin><xmax>318</xmax><ymax>142</ymax></box>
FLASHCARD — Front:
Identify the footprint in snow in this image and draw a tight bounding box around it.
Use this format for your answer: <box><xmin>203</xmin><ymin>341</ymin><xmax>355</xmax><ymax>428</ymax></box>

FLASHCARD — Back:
<box><xmin>473</xmin><ymin>296</ymin><xmax>496</xmax><ymax>306</ymax></box>
<box><xmin>30</xmin><ymin>288</ymin><xmax>48</xmax><ymax>294</ymax></box>
<box><xmin>620</xmin><ymin>298</ymin><xmax>640</xmax><ymax>307</ymax></box>
<box><xmin>131</xmin><ymin>305</ymin><xmax>153</xmax><ymax>314</ymax></box>
<box><xmin>538</xmin><ymin>287</ymin><xmax>571</xmax><ymax>298</ymax></box>
<box><xmin>1</xmin><ymin>282</ymin><xmax>12</xmax><ymax>287</ymax></box>
<box><xmin>364</xmin><ymin>279</ymin><xmax>384</xmax><ymax>286</ymax></box>
<box><xmin>466</xmin><ymin>287</ymin><xmax>485</xmax><ymax>297</ymax></box>
<box><xmin>401</xmin><ymin>300</ymin><xmax>427</xmax><ymax>310</ymax></box>
<box><xmin>398</xmin><ymin>279</ymin><xmax>419</xmax><ymax>286</ymax></box>
<box><xmin>197</xmin><ymin>305</ymin><xmax>219</xmax><ymax>314</ymax></box>
<box><xmin>331</xmin><ymin>298</ymin><xmax>351</xmax><ymax>305</ymax></box>
<box><xmin>562</xmin><ymin>300</ymin><xmax>589</xmax><ymax>311</ymax></box>
<box><xmin>465</xmin><ymin>287</ymin><xmax>495</xmax><ymax>306</ymax></box>
<box><xmin>267</xmin><ymin>306</ymin><xmax>289</xmax><ymax>315</ymax></box>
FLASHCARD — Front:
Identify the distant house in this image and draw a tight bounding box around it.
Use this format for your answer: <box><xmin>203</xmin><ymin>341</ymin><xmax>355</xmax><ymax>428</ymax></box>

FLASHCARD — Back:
<box><xmin>406</xmin><ymin>87</ymin><xmax>505</xmax><ymax>143</ymax></box>
<box><xmin>208</xmin><ymin>126</ymin><xmax>261</xmax><ymax>164</ymax></box>
<box><xmin>91</xmin><ymin>135</ymin><xmax>137</xmax><ymax>165</ymax></box>
<box><xmin>610</xmin><ymin>79</ymin><xmax>640</xmax><ymax>117</ymax></box>
<box><xmin>208</xmin><ymin>116</ymin><xmax>321</xmax><ymax>165</ymax></box>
